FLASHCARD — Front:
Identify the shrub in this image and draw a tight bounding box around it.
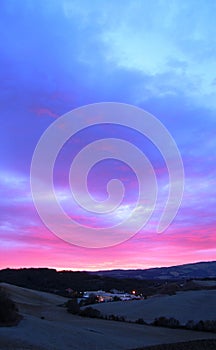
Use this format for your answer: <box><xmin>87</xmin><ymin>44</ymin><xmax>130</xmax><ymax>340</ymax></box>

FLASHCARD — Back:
<box><xmin>185</xmin><ymin>319</ymin><xmax>216</xmax><ymax>333</ymax></box>
<box><xmin>107</xmin><ymin>314</ymin><xmax>126</xmax><ymax>322</ymax></box>
<box><xmin>203</xmin><ymin>320</ymin><xmax>216</xmax><ymax>332</ymax></box>
<box><xmin>66</xmin><ymin>298</ymin><xmax>80</xmax><ymax>314</ymax></box>
<box><xmin>79</xmin><ymin>307</ymin><xmax>101</xmax><ymax>318</ymax></box>
<box><xmin>108</xmin><ymin>314</ymin><xmax>118</xmax><ymax>321</ymax></box>
<box><xmin>135</xmin><ymin>318</ymin><xmax>146</xmax><ymax>325</ymax></box>
<box><xmin>118</xmin><ymin>315</ymin><xmax>126</xmax><ymax>322</ymax></box>
<box><xmin>108</xmin><ymin>314</ymin><xmax>114</xmax><ymax>320</ymax></box>
<box><xmin>195</xmin><ymin>320</ymin><xmax>205</xmax><ymax>331</ymax></box>
<box><xmin>153</xmin><ymin>316</ymin><xmax>180</xmax><ymax>328</ymax></box>
<box><xmin>0</xmin><ymin>288</ymin><xmax>20</xmax><ymax>326</ymax></box>
<box><xmin>185</xmin><ymin>320</ymin><xmax>195</xmax><ymax>330</ymax></box>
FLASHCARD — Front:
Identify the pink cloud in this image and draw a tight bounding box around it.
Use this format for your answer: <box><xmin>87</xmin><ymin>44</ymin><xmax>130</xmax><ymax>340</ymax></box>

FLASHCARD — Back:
<box><xmin>1</xmin><ymin>216</ymin><xmax>216</xmax><ymax>271</ymax></box>
<box><xmin>32</xmin><ymin>107</ymin><xmax>59</xmax><ymax>119</ymax></box>
<box><xmin>1</xmin><ymin>170</ymin><xmax>216</xmax><ymax>271</ymax></box>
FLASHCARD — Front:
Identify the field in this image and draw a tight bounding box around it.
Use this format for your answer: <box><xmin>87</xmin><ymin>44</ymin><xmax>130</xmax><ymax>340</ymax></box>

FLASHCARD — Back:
<box><xmin>94</xmin><ymin>290</ymin><xmax>216</xmax><ymax>324</ymax></box>
<box><xmin>133</xmin><ymin>339</ymin><xmax>216</xmax><ymax>350</ymax></box>
<box><xmin>1</xmin><ymin>283</ymin><xmax>216</xmax><ymax>350</ymax></box>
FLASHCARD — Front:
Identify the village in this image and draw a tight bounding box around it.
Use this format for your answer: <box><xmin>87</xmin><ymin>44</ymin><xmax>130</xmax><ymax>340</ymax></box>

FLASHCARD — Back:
<box><xmin>66</xmin><ymin>288</ymin><xmax>142</xmax><ymax>303</ymax></box>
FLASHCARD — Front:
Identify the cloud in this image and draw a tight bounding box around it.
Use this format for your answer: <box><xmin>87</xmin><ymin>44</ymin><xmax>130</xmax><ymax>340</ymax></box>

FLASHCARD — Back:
<box><xmin>33</xmin><ymin>108</ymin><xmax>59</xmax><ymax>119</ymax></box>
<box><xmin>0</xmin><ymin>0</ymin><xmax>215</xmax><ymax>269</ymax></box>
<box><xmin>95</xmin><ymin>1</ymin><xmax>216</xmax><ymax>109</ymax></box>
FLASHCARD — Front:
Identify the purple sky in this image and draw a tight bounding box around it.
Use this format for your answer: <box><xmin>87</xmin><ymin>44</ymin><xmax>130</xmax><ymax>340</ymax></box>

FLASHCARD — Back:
<box><xmin>1</xmin><ymin>0</ymin><xmax>216</xmax><ymax>270</ymax></box>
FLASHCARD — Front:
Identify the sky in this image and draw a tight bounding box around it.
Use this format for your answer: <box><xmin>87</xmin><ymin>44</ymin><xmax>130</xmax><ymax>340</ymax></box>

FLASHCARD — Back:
<box><xmin>0</xmin><ymin>0</ymin><xmax>216</xmax><ymax>270</ymax></box>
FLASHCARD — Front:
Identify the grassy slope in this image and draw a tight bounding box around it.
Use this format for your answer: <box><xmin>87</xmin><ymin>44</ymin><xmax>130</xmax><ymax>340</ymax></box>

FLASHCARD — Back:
<box><xmin>133</xmin><ymin>339</ymin><xmax>216</xmax><ymax>350</ymax></box>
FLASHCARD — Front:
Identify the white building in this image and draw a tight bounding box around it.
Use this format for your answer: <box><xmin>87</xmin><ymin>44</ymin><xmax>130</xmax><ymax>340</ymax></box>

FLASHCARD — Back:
<box><xmin>83</xmin><ymin>290</ymin><xmax>140</xmax><ymax>302</ymax></box>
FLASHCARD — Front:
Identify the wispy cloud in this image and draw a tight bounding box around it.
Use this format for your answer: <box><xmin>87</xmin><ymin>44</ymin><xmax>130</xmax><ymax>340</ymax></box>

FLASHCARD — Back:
<box><xmin>0</xmin><ymin>0</ymin><xmax>215</xmax><ymax>269</ymax></box>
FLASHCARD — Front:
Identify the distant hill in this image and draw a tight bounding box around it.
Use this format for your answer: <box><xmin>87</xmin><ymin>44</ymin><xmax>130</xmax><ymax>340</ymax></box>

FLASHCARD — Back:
<box><xmin>0</xmin><ymin>261</ymin><xmax>215</xmax><ymax>296</ymax></box>
<box><xmin>92</xmin><ymin>261</ymin><xmax>216</xmax><ymax>280</ymax></box>
<box><xmin>0</xmin><ymin>268</ymin><xmax>159</xmax><ymax>296</ymax></box>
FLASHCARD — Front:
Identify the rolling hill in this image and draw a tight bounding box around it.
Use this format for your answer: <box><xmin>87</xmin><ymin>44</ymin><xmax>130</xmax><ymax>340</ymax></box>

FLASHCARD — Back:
<box><xmin>92</xmin><ymin>261</ymin><xmax>216</xmax><ymax>280</ymax></box>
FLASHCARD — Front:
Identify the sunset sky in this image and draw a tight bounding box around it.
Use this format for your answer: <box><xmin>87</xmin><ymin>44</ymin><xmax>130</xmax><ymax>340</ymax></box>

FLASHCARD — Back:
<box><xmin>1</xmin><ymin>0</ymin><xmax>216</xmax><ymax>270</ymax></box>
